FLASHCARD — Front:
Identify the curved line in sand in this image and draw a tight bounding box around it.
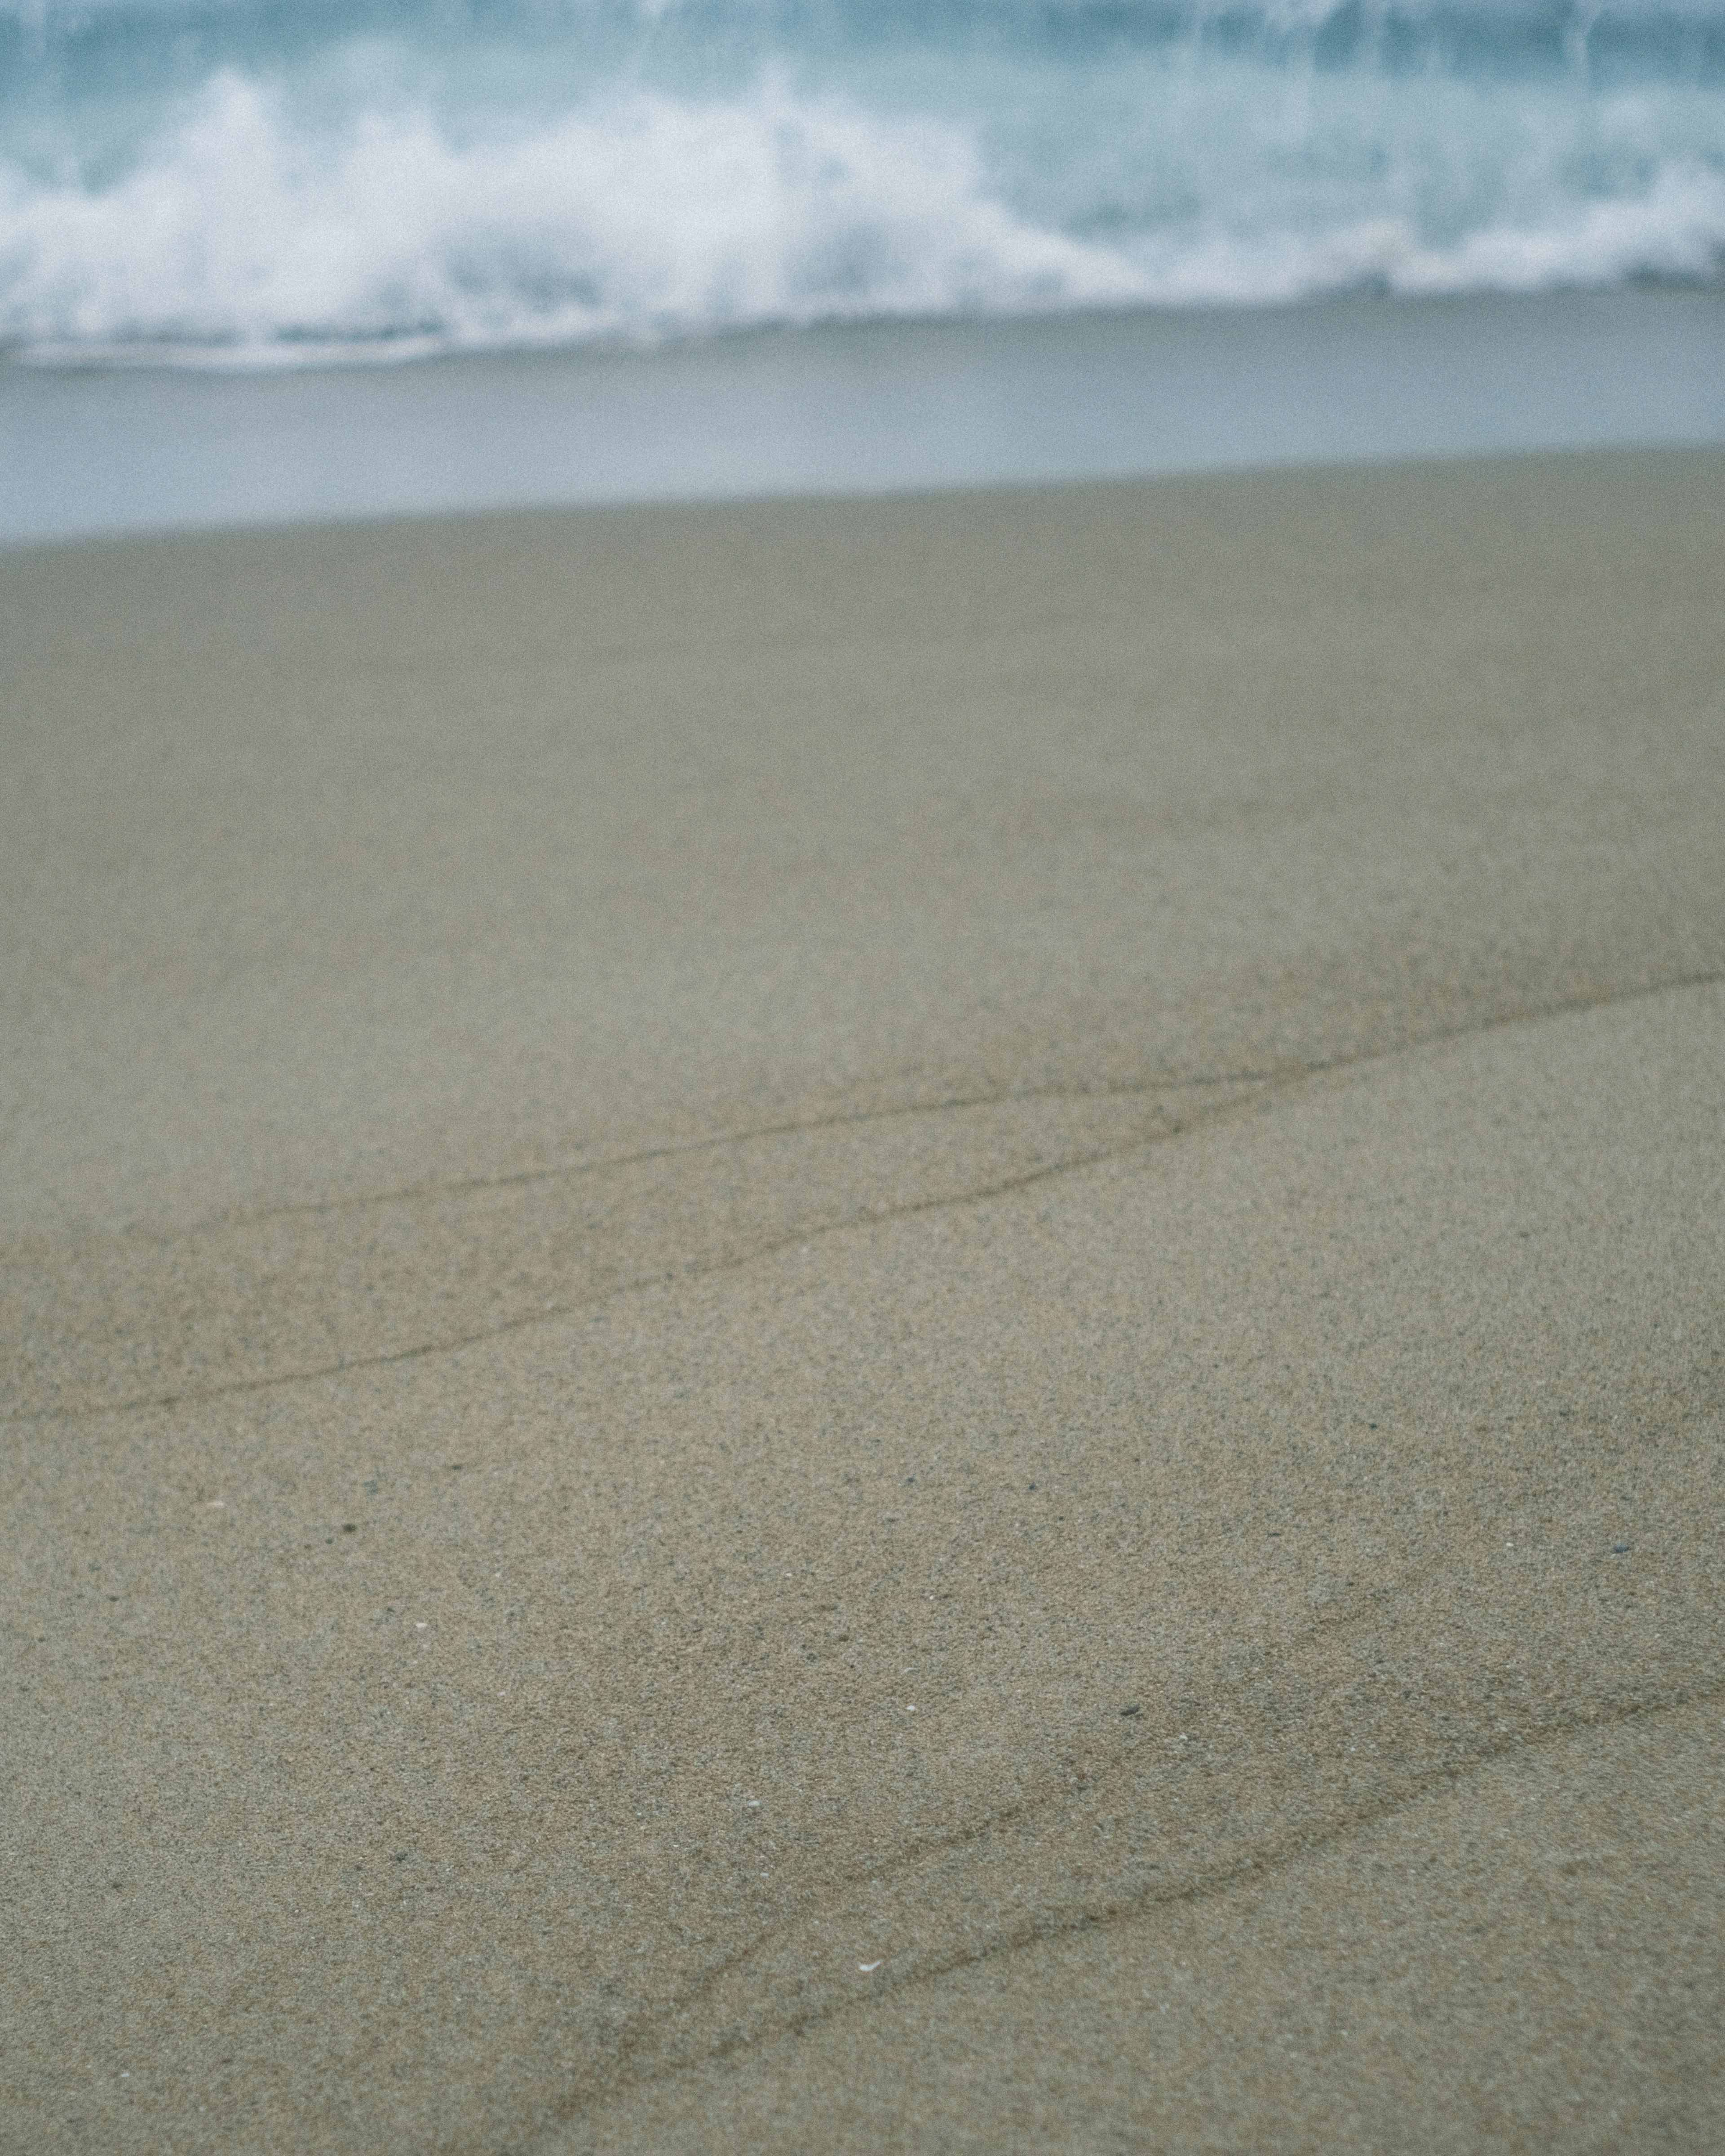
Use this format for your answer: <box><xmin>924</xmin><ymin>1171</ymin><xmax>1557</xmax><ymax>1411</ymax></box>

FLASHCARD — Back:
<box><xmin>532</xmin><ymin>1675</ymin><xmax>1725</xmax><ymax>2138</ymax></box>
<box><xmin>12</xmin><ymin>966</ymin><xmax>1721</xmax><ymax>1428</ymax></box>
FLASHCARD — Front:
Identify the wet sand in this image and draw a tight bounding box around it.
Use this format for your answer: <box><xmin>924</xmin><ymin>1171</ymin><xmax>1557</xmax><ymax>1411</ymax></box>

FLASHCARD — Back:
<box><xmin>3</xmin><ymin>449</ymin><xmax>1723</xmax><ymax>2152</ymax></box>
<box><xmin>9</xmin><ymin>287</ymin><xmax>1725</xmax><ymax>549</ymax></box>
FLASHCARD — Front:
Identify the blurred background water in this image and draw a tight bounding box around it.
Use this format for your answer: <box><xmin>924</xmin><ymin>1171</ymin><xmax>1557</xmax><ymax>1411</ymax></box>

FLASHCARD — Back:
<box><xmin>2</xmin><ymin>0</ymin><xmax>1721</xmax><ymax>536</ymax></box>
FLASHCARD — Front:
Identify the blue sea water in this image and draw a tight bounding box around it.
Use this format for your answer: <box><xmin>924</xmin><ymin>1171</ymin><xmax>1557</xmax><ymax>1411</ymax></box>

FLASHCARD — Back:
<box><xmin>2</xmin><ymin>2</ymin><xmax>1722</xmax><ymax>540</ymax></box>
<box><xmin>2</xmin><ymin>0</ymin><xmax>1723</xmax><ymax>365</ymax></box>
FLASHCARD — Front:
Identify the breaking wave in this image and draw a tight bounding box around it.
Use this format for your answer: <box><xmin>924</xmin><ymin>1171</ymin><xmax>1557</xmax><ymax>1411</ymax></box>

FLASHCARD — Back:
<box><xmin>2</xmin><ymin>0</ymin><xmax>1723</xmax><ymax>364</ymax></box>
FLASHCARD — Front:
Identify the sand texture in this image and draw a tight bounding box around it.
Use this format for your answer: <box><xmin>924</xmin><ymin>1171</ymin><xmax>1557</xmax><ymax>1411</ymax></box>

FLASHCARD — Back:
<box><xmin>3</xmin><ymin>449</ymin><xmax>1723</xmax><ymax>2152</ymax></box>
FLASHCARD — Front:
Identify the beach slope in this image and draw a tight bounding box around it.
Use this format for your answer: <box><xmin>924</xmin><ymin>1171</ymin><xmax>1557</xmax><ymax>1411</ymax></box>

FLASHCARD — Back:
<box><xmin>3</xmin><ymin>450</ymin><xmax>1723</xmax><ymax>2152</ymax></box>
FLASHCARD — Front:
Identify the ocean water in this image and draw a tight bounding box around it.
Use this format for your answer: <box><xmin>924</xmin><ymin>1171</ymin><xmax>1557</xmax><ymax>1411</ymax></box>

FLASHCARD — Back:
<box><xmin>2</xmin><ymin>2</ymin><xmax>1722</xmax><ymax>540</ymax></box>
<box><xmin>2</xmin><ymin>0</ymin><xmax>1722</xmax><ymax>367</ymax></box>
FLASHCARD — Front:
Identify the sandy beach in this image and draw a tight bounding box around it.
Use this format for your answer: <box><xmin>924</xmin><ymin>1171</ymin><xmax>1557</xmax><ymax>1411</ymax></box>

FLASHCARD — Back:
<box><xmin>4</xmin><ymin>447</ymin><xmax>1723</xmax><ymax>2153</ymax></box>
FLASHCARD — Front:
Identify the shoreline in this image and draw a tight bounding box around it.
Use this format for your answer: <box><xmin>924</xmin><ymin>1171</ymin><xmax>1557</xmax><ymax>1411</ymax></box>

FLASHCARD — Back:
<box><xmin>5</xmin><ymin>284</ymin><xmax>1725</xmax><ymax>548</ymax></box>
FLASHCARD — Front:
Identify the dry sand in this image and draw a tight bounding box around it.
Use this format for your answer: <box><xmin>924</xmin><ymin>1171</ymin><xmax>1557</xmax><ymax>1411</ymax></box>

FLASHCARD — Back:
<box><xmin>3</xmin><ymin>448</ymin><xmax>1723</xmax><ymax>2153</ymax></box>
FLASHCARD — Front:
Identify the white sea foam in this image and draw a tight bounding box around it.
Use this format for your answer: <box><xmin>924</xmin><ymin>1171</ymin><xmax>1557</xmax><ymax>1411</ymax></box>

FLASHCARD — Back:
<box><xmin>1</xmin><ymin>44</ymin><xmax>1722</xmax><ymax>364</ymax></box>
<box><xmin>1118</xmin><ymin>159</ymin><xmax>1725</xmax><ymax>302</ymax></box>
<box><xmin>0</xmin><ymin>73</ymin><xmax>1148</xmax><ymax>358</ymax></box>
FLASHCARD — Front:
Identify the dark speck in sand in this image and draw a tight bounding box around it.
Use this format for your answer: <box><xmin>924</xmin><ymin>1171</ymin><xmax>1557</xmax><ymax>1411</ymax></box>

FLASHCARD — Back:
<box><xmin>393</xmin><ymin>1851</ymin><xmax>410</xmax><ymax>1862</ymax></box>
<box><xmin>342</xmin><ymin>1523</ymin><xmax>358</xmax><ymax>1533</ymax></box>
<box><xmin>1612</xmin><ymin>1542</ymin><xmax>1632</xmax><ymax>1554</ymax></box>
<box><xmin>1121</xmin><ymin>1704</ymin><xmax>1141</xmax><ymax>1717</ymax></box>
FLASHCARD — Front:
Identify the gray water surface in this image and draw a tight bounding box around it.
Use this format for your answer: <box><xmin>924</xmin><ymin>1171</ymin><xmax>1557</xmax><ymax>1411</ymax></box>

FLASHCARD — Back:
<box><xmin>4</xmin><ymin>286</ymin><xmax>1723</xmax><ymax>547</ymax></box>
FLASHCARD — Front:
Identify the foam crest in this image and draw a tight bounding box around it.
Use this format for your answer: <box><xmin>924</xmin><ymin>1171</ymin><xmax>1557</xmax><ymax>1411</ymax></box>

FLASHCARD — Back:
<box><xmin>0</xmin><ymin>72</ymin><xmax>1143</xmax><ymax>359</ymax></box>
<box><xmin>1127</xmin><ymin>161</ymin><xmax>1725</xmax><ymax>304</ymax></box>
<box><xmin>2</xmin><ymin>61</ymin><xmax>1721</xmax><ymax>363</ymax></box>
